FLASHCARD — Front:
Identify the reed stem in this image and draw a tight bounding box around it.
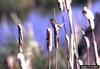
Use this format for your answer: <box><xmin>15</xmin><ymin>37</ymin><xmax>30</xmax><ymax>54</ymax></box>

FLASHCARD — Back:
<box><xmin>49</xmin><ymin>52</ymin><xmax>51</xmax><ymax>69</ymax></box>
<box><xmin>55</xmin><ymin>49</ymin><xmax>57</xmax><ymax>69</ymax></box>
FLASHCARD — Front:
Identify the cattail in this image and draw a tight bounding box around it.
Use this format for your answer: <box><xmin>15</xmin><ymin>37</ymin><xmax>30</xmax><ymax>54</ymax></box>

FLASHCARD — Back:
<box><xmin>18</xmin><ymin>24</ymin><xmax>23</xmax><ymax>52</ymax></box>
<box><xmin>46</xmin><ymin>28</ymin><xmax>52</xmax><ymax>69</ymax></box>
<box><xmin>82</xmin><ymin>7</ymin><xmax>95</xmax><ymax>30</ymax></box>
<box><xmin>82</xmin><ymin>7</ymin><xmax>99</xmax><ymax>65</ymax></box>
<box><xmin>46</xmin><ymin>28</ymin><xmax>52</xmax><ymax>52</ymax></box>
<box><xmin>17</xmin><ymin>24</ymin><xmax>27</xmax><ymax>69</ymax></box>
<box><xmin>65</xmin><ymin>0</ymin><xmax>73</xmax><ymax>30</ymax></box>
<box><xmin>18</xmin><ymin>24</ymin><xmax>23</xmax><ymax>49</ymax></box>
<box><xmin>64</xmin><ymin>0</ymin><xmax>76</xmax><ymax>69</ymax></box>
<box><xmin>57</xmin><ymin>0</ymin><xmax>72</xmax><ymax>68</ymax></box>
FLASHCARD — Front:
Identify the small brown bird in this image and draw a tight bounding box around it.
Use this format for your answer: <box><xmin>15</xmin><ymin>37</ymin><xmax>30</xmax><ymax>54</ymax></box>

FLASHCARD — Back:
<box><xmin>50</xmin><ymin>18</ymin><xmax>64</xmax><ymax>32</ymax></box>
<box><xmin>50</xmin><ymin>18</ymin><xmax>64</xmax><ymax>48</ymax></box>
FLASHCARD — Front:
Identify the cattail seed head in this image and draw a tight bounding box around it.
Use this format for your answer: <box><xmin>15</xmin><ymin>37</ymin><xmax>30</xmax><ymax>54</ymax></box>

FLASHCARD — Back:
<box><xmin>82</xmin><ymin>6</ymin><xmax>95</xmax><ymax>29</ymax></box>
<box><xmin>18</xmin><ymin>24</ymin><xmax>23</xmax><ymax>52</ymax></box>
<box><xmin>82</xmin><ymin>6</ymin><xmax>94</xmax><ymax>20</ymax></box>
<box><xmin>46</xmin><ymin>28</ymin><xmax>52</xmax><ymax>52</ymax></box>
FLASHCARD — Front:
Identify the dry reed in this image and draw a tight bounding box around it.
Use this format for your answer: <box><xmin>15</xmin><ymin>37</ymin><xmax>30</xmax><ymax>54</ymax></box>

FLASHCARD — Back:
<box><xmin>82</xmin><ymin>6</ymin><xmax>99</xmax><ymax>65</ymax></box>
<box><xmin>17</xmin><ymin>24</ymin><xmax>27</xmax><ymax>69</ymax></box>
<box><xmin>46</xmin><ymin>28</ymin><xmax>52</xmax><ymax>69</ymax></box>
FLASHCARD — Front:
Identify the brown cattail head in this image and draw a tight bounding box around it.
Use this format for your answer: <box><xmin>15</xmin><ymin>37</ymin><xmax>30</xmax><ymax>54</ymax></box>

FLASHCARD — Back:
<box><xmin>18</xmin><ymin>24</ymin><xmax>23</xmax><ymax>52</ymax></box>
<box><xmin>46</xmin><ymin>28</ymin><xmax>52</xmax><ymax>52</ymax></box>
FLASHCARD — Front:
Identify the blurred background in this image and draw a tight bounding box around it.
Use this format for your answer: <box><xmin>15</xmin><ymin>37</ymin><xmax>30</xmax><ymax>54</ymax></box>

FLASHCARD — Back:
<box><xmin>0</xmin><ymin>0</ymin><xmax>100</xmax><ymax>69</ymax></box>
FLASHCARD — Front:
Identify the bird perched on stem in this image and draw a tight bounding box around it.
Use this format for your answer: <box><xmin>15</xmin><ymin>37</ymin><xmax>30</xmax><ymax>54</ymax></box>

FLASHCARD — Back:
<box><xmin>50</xmin><ymin>18</ymin><xmax>64</xmax><ymax>48</ymax></box>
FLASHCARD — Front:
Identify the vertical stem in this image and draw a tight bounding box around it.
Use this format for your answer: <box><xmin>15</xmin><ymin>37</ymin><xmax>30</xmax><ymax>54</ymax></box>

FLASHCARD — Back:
<box><xmin>50</xmin><ymin>18</ymin><xmax>63</xmax><ymax>69</ymax></box>
<box><xmin>87</xmin><ymin>0</ymin><xmax>92</xmax><ymax>9</ymax></box>
<box><xmin>65</xmin><ymin>0</ymin><xmax>76</xmax><ymax>68</ymax></box>
<box><xmin>92</xmin><ymin>30</ymin><xmax>99</xmax><ymax>65</ymax></box>
<box><xmin>55</xmin><ymin>49</ymin><xmax>57</xmax><ymax>69</ymax></box>
<box><xmin>84</xmin><ymin>36</ymin><xmax>90</xmax><ymax>65</ymax></box>
<box><xmin>49</xmin><ymin>52</ymin><xmax>51</xmax><ymax>69</ymax></box>
<box><xmin>87</xmin><ymin>47</ymin><xmax>89</xmax><ymax>65</ymax></box>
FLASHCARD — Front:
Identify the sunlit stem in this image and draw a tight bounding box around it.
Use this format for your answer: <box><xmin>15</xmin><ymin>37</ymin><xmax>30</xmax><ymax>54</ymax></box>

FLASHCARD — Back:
<box><xmin>82</xmin><ymin>6</ymin><xmax>99</xmax><ymax>65</ymax></box>
<box><xmin>64</xmin><ymin>0</ymin><xmax>76</xmax><ymax>69</ymax></box>
<box><xmin>92</xmin><ymin>30</ymin><xmax>99</xmax><ymax>65</ymax></box>
<box><xmin>89</xmin><ymin>19</ymin><xmax>99</xmax><ymax>65</ymax></box>
<box><xmin>81</xmin><ymin>26</ymin><xmax>90</xmax><ymax>65</ymax></box>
